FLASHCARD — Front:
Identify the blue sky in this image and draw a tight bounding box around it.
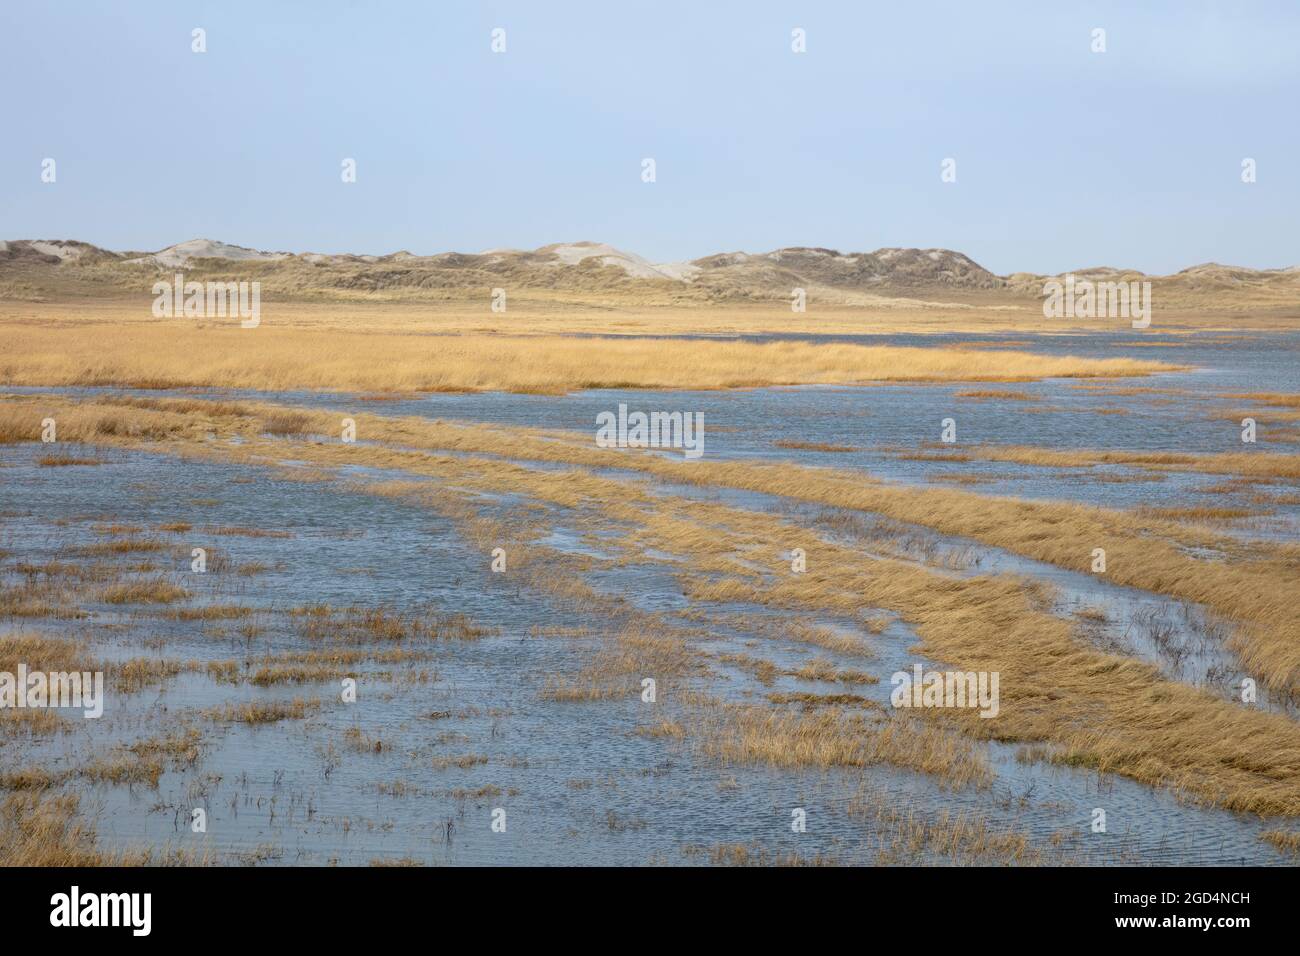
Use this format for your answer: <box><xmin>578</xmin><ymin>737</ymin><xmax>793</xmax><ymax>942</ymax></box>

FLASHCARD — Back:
<box><xmin>2</xmin><ymin>1</ymin><xmax>1296</xmax><ymax>274</ymax></box>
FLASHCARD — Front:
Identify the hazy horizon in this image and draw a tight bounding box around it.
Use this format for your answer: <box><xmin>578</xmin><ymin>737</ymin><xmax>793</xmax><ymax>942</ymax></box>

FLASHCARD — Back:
<box><xmin>3</xmin><ymin>0</ymin><xmax>1297</xmax><ymax>275</ymax></box>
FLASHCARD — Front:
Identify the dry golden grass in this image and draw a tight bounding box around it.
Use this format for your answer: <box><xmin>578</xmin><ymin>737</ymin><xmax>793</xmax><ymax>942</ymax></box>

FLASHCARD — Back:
<box><xmin>787</xmin><ymin>621</ymin><xmax>875</xmax><ymax>656</ymax></box>
<box><xmin>203</xmin><ymin>698</ymin><xmax>319</xmax><ymax>723</ymax></box>
<box><xmin>1261</xmin><ymin>829</ymin><xmax>1300</xmax><ymax>856</ymax></box>
<box><xmin>343</xmin><ymin>726</ymin><xmax>389</xmax><ymax>754</ymax></box>
<box><xmin>248</xmin><ymin>663</ymin><xmax>353</xmax><ymax>686</ymax></box>
<box><xmin>10</xmin><ymin>559</ymin><xmax>130</xmax><ymax>583</ymax></box>
<box><xmin>700</xmin><ymin>705</ymin><xmax>991</xmax><ymax>789</ymax></box>
<box><xmin>1254</xmin><ymin>491</ymin><xmax>1300</xmax><ymax>505</ymax></box>
<box><xmin>540</xmin><ymin>628</ymin><xmax>700</xmax><ymax>702</ymax></box>
<box><xmin>0</xmin><ymin>789</ymin><xmax>204</xmax><ymax>866</ymax></box>
<box><xmin>197</xmin><ymin>525</ymin><xmax>293</xmax><ymax>539</ymax></box>
<box><xmin>290</xmin><ymin>604</ymin><xmax>488</xmax><ymax>643</ymax></box>
<box><xmin>76</xmin><ymin>537</ymin><xmax>168</xmax><ymax>555</ymax></box>
<box><xmin>1220</xmin><ymin>392</ymin><xmax>1300</xmax><ymax>409</ymax></box>
<box><xmin>0</xmin><ymin>639</ymin><xmax>92</xmax><ymax>738</ymax></box>
<box><xmin>895</xmin><ymin>450</ymin><xmax>973</xmax><ymax>462</ymax></box>
<box><xmin>12</xmin><ymin>392</ymin><xmax>1300</xmax><ymax>692</ymax></box>
<box><xmin>42</xmin><ymin>394</ymin><xmax>1300</xmax><ymax>691</ymax></box>
<box><xmin>8</xmin><ymin>391</ymin><xmax>1300</xmax><ymax>816</ymax></box>
<box><xmin>1137</xmin><ymin>505</ymin><xmax>1263</xmax><ymax>522</ymax></box>
<box><xmin>430</xmin><ymin>754</ymin><xmax>488</xmax><ymax>771</ymax></box>
<box><xmin>767</xmin><ymin>692</ymin><xmax>879</xmax><ymax>710</ymax></box>
<box><xmin>110</xmin><ymin>657</ymin><xmax>186</xmax><ymax>693</ymax></box>
<box><xmin>100</xmin><ymin>578</ymin><xmax>190</xmax><ymax>605</ymax></box>
<box><xmin>788</xmin><ymin>658</ymin><xmax>878</xmax><ymax>684</ymax></box>
<box><xmin>0</xmin><ymin>633</ymin><xmax>95</xmax><ymax>674</ymax></box>
<box><xmin>36</xmin><ymin>453</ymin><xmax>108</xmax><ymax>466</ymax></box>
<box><xmin>859</xmin><ymin>615</ymin><xmax>892</xmax><ymax>636</ymax></box>
<box><xmin>606</xmin><ymin>466</ymin><xmax>1299</xmax><ymax>693</ymax></box>
<box><xmin>0</xmin><ymin>793</ymin><xmax>129</xmax><ymax>866</ymax></box>
<box><xmin>0</xmin><ymin>767</ymin><xmax>63</xmax><ymax>791</ymax></box>
<box><xmin>7</xmin><ymin>294</ymin><xmax>1299</xmax><ymax>337</ymax></box>
<box><xmin>1</xmin><ymin>726</ymin><xmax>204</xmax><ymax>792</ymax></box>
<box><xmin>636</xmin><ymin>718</ymin><xmax>687</xmax><ymax>738</ymax></box>
<box><xmin>687</xmin><ymin>843</ymin><xmax>841</xmax><ymax>867</ymax></box>
<box><xmin>654</xmin><ymin>498</ymin><xmax>1300</xmax><ymax>815</ymax></box>
<box><xmin>167</xmin><ymin>604</ymin><xmax>255</xmax><ymax>621</ymax></box>
<box><xmin>0</xmin><ymin>320</ymin><xmax>1175</xmax><ymax>395</ymax></box>
<box><xmin>954</xmin><ymin>389</ymin><xmax>1034</xmax><ymax>401</ymax></box>
<box><xmin>0</xmin><ymin>402</ymin><xmax>199</xmax><ymax>445</ymax></box>
<box><xmin>261</xmin><ymin>411</ymin><xmax>313</xmax><ymax>435</ymax></box>
<box><xmin>83</xmin><ymin>728</ymin><xmax>203</xmax><ymax>788</ymax></box>
<box><xmin>0</xmin><ymin>633</ymin><xmax>187</xmax><ymax>725</ymax></box>
<box><xmin>0</xmin><ymin>708</ymin><xmax>67</xmax><ymax>735</ymax></box>
<box><xmin>773</xmin><ymin>440</ymin><xmax>859</xmax><ymax>452</ymax></box>
<box><xmin>847</xmin><ymin>786</ymin><xmax>1044</xmax><ymax>865</ymax></box>
<box><xmin>703</xmin><ymin>612</ymin><xmax>875</xmax><ymax>657</ymax></box>
<box><xmin>714</xmin><ymin>651</ymin><xmax>781</xmax><ymax>686</ymax></box>
<box><xmin>935</xmin><ymin>444</ymin><xmax>1300</xmax><ymax>480</ymax></box>
<box><xmin>424</xmin><ymin>463</ymin><xmax>1299</xmax><ymax>815</ymax></box>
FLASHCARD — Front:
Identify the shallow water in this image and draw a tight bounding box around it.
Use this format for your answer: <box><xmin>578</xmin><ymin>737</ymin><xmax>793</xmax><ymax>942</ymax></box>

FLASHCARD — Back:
<box><xmin>2</xmin><ymin>330</ymin><xmax>1297</xmax><ymax>865</ymax></box>
<box><xmin>11</xmin><ymin>330</ymin><xmax>1298</xmax><ymax>521</ymax></box>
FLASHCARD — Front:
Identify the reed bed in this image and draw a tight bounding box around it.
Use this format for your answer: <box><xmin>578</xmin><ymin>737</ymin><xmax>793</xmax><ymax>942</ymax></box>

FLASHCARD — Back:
<box><xmin>0</xmin><ymin>322</ymin><xmax>1175</xmax><ymax>395</ymax></box>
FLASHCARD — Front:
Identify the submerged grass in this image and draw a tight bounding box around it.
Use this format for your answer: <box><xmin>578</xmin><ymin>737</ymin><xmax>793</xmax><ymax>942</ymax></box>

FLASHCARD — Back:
<box><xmin>700</xmin><ymin>706</ymin><xmax>991</xmax><ymax>789</ymax></box>
<box><xmin>203</xmin><ymin>698</ymin><xmax>320</xmax><ymax>724</ymax></box>
<box><xmin>6</xmin><ymin>388</ymin><xmax>1300</xmax><ymax>842</ymax></box>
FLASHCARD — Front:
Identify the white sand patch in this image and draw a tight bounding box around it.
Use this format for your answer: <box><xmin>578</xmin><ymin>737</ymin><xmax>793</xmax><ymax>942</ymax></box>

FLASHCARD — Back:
<box><xmin>652</xmin><ymin>260</ymin><xmax>702</xmax><ymax>281</ymax></box>
<box><xmin>545</xmin><ymin>242</ymin><xmax>698</xmax><ymax>282</ymax></box>
<box><xmin>129</xmin><ymin>239</ymin><xmax>289</xmax><ymax>268</ymax></box>
<box><xmin>29</xmin><ymin>241</ymin><xmax>88</xmax><ymax>262</ymax></box>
